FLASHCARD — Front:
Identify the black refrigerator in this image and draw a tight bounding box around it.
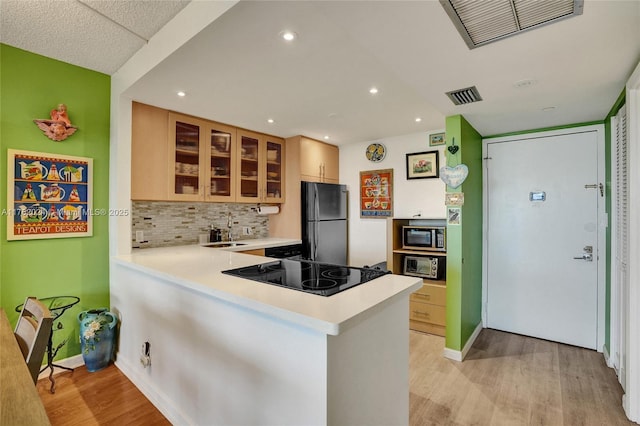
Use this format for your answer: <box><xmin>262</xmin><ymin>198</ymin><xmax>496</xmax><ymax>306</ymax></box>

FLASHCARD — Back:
<box><xmin>301</xmin><ymin>181</ymin><xmax>348</xmax><ymax>265</ymax></box>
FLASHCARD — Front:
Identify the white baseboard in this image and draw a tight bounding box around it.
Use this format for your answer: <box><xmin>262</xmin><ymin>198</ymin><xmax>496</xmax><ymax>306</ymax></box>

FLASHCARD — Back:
<box><xmin>443</xmin><ymin>322</ymin><xmax>483</xmax><ymax>362</ymax></box>
<box><xmin>114</xmin><ymin>357</ymin><xmax>191</xmax><ymax>425</ymax></box>
<box><xmin>603</xmin><ymin>344</ymin><xmax>613</xmax><ymax>368</ymax></box>
<box><xmin>37</xmin><ymin>354</ymin><xmax>84</xmax><ymax>381</ymax></box>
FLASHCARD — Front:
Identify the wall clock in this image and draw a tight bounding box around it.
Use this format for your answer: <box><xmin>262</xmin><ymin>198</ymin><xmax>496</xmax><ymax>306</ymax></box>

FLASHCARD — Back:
<box><xmin>365</xmin><ymin>143</ymin><xmax>386</xmax><ymax>162</ymax></box>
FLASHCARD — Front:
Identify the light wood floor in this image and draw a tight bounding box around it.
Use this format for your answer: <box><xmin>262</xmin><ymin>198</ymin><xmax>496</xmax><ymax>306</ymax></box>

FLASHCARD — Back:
<box><xmin>410</xmin><ymin>329</ymin><xmax>634</xmax><ymax>426</ymax></box>
<box><xmin>38</xmin><ymin>329</ymin><xmax>633</xmax><ymax>425</ymax></box>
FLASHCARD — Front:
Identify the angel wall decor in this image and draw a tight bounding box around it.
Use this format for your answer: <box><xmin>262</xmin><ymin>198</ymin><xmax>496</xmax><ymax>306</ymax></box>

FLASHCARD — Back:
<box><xmin>33</xmin><ymin>103</ymin><xmax>78</xmax><ymax>141</ymax></box>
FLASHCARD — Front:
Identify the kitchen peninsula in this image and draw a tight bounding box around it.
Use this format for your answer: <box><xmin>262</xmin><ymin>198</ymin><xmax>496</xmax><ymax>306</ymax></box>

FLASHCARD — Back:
<box><xmin>112</xmin><ymin>241</ymin><xmax>422</xmax><ymax>425</ymax></box>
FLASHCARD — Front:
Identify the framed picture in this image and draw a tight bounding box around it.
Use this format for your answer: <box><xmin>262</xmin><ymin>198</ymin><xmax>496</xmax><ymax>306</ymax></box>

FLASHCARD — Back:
<box><xmin>360</xmin><ymin>169</ymin><xmax>393</xmax><ymax>218</ymax></box>
<box><xmin>429</xmin><ymin>132</ymin><xmax>446</xmax><ymax>146</ymax></box>
<box><xmin>7</xmin><ymin>149</ymin><xmax>93</xmax><ymax>240</ymax></box>
<box><xmin>448</xmin><ymin>207</ymin><xmax>461</xmax><ymax>225</ymax></box>
<box><xmin>406</xmin><ymin>151</ymin><xmax>439</xmax><ymax>180</ymax></box>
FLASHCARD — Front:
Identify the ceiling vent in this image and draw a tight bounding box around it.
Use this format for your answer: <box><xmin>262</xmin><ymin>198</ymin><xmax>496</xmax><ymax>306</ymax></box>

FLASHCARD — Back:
<box><xmin>440</xmin><ymin>0</ymin><xmax>584</xmax><ymax>49</ymax></box>
<box><xmin>446</xmin><ymin>86</ymin><xmax>483</xmax><ymax>105</ymax></box>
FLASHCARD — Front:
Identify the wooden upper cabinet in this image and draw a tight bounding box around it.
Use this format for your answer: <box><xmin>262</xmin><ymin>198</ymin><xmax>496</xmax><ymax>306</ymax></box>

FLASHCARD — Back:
<box><xmin>168</xmin><ymin>113</ymin><xmax>239</xmax><ymax>202</ymax></box>
<box><xmin>236</xmin><ymin>130</ymin><xmax>285</xmax><ymax>203</ymax></box>
<box><xmin>131</xmin><ymin>102</ymin><xmax>169</xmax><ymax>200</ymax></box>
<box><xmin>206</xmin><ymin>122</ymin><xmax>237</xmax><ymax>202</ymax></box>
<box><xmin>264</xmin><ymin>135</ymin><xmax>285</xmax><ymax>203</ymax></box>
<box><xmin>132</xmin><ymin>102</ymin><xmax>284</xmax><ymax>204</ymax></box>
<box><xmin>168</xmin><ymin>112</ymin><xmax>208</xmax><ymax>201</ymax></box>
<box><xmin>299</xmin><ymin>137</ymin><xmax>339</xmax><ymax>183</ymax></box>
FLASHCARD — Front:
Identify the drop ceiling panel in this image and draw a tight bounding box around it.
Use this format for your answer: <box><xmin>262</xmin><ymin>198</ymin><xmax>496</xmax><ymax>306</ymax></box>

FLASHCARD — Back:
<box><xmin>0</xmin><ymin>0</ymin><xmax>188</xmax><ymax>74</ymax></box>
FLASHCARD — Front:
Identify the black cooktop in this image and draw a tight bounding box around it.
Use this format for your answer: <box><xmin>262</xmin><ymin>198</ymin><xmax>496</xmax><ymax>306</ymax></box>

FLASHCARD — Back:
<box><xmin>222</xmin><ymin>259</ymin><xmax>389</xmax><ymax>296</ymax></box>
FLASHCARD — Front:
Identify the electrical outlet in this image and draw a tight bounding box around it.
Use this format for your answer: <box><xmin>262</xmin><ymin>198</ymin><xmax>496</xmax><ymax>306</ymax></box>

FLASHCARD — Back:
<box><xmin>140</xmin><ymin>341</ymin><xmax>151</xmax><ymax>368</ymax></box>
<box><xmin>242</xmin><ymin>226</ymin><xmax>252</xmax><ymax>236</ymax></box>
<box><xmin>135</xmin><ymin>231</ymin><xmax>144</xmax><ymax>242</ymax></box>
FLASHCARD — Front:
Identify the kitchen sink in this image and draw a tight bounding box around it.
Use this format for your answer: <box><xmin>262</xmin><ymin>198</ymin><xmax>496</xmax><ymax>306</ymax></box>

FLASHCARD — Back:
<box><xmin>203</xmin><ymin>242</ymin><xmax>248</xmax><ymax>248</ymax></box>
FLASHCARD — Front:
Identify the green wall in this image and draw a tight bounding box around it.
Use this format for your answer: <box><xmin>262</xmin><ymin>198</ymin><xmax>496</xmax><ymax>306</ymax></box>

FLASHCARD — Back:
<box><xmin>0</xmin><ymin>44</ymin><xmax>111</xmax><ymax>360</ymax></box>
<box><xmin>444</xmin><ymin>115</ymin><xmax>483</xmax><ymax>351</ymax></box>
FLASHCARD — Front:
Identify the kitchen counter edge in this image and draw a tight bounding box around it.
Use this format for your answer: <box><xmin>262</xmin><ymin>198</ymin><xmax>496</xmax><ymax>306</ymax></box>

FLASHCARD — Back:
<box><xmin>114</xmin><ymin>243</ymin><xmax>422</xmax><ymax>336</ymax></box>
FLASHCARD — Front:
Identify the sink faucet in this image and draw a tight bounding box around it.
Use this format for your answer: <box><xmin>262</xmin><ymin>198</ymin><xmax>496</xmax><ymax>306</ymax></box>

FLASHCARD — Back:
<box><xmin>227</xmin><ymin>212</ymin><xmax>234</xmax><ymax>241</ymax></box>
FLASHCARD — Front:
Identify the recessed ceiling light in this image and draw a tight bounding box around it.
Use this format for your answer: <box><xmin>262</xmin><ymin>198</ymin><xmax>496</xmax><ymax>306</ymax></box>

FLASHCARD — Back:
<box><xmin>415</xmin><ymin>117</ymin><xmax>422</xmax><ymax>122</ymax></box>
<box><xmin>177</xmin><ymin>91</ymin><xmax>186</xmax><ymax>97</ymax></box>
<box><xmin>281</xmin><ymin>31</ymin><xmax>297</xmax><ymax>41</ymax></box>
<box><xmin>369</xmin><ymin>87</ymin><xmax>379</xmax><ymax>94</ymax></box>
<box><xmin>267</xmin><ymin>119</ymin><xmax>274</xmax><ymax>124</ymax></box>
<box><xmin>324</xmin><ymin>136</ymin><xmax>330</xmax><ymax>140</ymax></box>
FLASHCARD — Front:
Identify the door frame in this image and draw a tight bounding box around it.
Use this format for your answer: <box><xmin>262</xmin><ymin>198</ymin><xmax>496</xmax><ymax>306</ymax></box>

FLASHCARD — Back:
<box><xmin>610</xmin><ymin>111</ymin><xmax>624</xmax><ymax>380</ymax></box>
<box><xmin>481</xmin><ymin>124</ymin><xmax>606</xmax><ymax>352</ymax></box>
<box><xmin>622</xmin><ymin>60</ymin><xmax>640</xmax><ymax>422</ymax></box>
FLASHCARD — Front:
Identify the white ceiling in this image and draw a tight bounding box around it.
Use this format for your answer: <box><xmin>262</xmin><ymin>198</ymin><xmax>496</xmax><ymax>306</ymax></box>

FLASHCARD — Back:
<box><xmin>2</xmin><ymin>1</ymin><xmax>639</xmax><ymax>145</ymax></box>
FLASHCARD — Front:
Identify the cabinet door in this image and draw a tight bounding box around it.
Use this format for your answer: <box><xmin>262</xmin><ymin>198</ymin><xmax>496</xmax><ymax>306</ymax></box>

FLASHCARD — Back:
<box><xmin>169</xmin><ymin>114</ymin><xmax>207</xmax><ymax>201</ymax></box>
<box><xmin>321</xmin><ymin>143</ymin><xmax>339</xmax><ymax>183</ymax></box>
<box><xmin>206</xmin><ymin>122</ymin><xmax>236</xmax><ymax>202</ymax></box>
<box><xmin>131</xmin><ymin>102</ymin><xmax>169</xmax><ymax>200</ymax></box>
<box><xmin>300</xmin><ymin>137</ymin><xmax>339</xmax><ymax>183</ymax></box>
<box><xmin>264</xmin><ymin>137</ymin><xmax>284</xmax><ymax>203</ymax></box>
<box><xmin>236</xmin><ymin>130</ymin><xmax>262</xmax><ymax>202</ymax></box>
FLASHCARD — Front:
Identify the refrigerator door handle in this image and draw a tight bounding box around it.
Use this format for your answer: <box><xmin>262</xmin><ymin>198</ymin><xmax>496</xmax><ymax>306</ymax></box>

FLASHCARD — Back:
<box><xmin>314</xmin><ymin>185</ymin><xmax>320</xmax><ymax>260</ymax></box>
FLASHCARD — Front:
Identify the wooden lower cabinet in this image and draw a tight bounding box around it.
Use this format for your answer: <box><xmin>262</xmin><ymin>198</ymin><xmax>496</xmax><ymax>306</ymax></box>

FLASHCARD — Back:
<box><xmin>237</xmin><ymin>248</ymin><xmax>265</xmax><ymax>256</ymax></box>
<box><xmin>409</xmin><ymin>282</ymin><xmax>446</xmax><ymax>336</ymax></box>
<box><xmin>387</xmin><ymin>218</ymin><xmax>448</xmax><ymax>337</ymax></box>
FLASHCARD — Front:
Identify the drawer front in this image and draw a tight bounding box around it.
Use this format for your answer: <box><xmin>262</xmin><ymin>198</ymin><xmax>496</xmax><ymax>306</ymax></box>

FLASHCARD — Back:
<box><xmin>410</xmin><ymin>301</ymin><xmax>446</xmax><ymax>326</ymax></box>
<box><xmin>411</xmin><ymin>283</ymin><xmax>446</xmax><ymax>306</ymax></box>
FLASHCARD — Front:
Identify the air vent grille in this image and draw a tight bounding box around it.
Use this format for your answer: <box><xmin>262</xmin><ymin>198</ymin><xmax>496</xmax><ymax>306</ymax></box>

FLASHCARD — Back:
<box><xmin>446</xmin><ymin>86</ymin><xmax>483</xmax><ymax>105</ymax></box>
<box><xmin>440</xmin><ymin>0</ymin><xmax>583</xmax><ymax>49</ymax></box>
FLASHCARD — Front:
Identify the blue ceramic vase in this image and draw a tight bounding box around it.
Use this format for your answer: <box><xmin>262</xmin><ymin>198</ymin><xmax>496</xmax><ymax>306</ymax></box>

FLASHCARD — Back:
<box><xmin>78</xmin><ymin>308</ymin><xmax>117</xmax><ymax>372</ymax></box>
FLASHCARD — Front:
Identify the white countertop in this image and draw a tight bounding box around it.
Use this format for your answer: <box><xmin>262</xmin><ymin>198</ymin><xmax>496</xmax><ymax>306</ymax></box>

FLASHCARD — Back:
<box><xmin>198</xmin><ymin>237</ymin><xmax>302</xmax><ymax>251</ymax></box>
<box><xmin>115</xmin><ymin>238</ymin><xmax>422</xmax><ymax>335</ymax></box>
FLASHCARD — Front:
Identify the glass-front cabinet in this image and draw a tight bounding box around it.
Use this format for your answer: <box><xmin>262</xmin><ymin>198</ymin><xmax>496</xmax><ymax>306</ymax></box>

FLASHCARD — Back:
<box><xmin>264</xmin><ymin>136</ymin><xmax>284</xmax><ymax>203</ymax></box>
<box><xmin>236</xmin><ymin>130</ymin><xmax>284</xmax><ymax>203</ymax></box>
<box><xmin>207</xmin><ymin>122</ymin><xmax>236</xmax><ymax>201</ymax></box>
<box><xmin>167</xmin><ymin>112</ymin><xmax>283</xmax><ymax>203</ymax></box>
<box><xmin>169</xmin><ymin>113</ymin><xmax>237</xmax><ymax>202</ymax></box>
<box><xmin>169</xmin><ymin>114</ymin><xmax>204</xmax><ymax>201</ymax></box>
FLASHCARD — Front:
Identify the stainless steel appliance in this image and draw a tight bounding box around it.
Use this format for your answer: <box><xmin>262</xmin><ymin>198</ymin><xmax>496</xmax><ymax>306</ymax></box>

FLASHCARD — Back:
<box><xmin>402</xmin><ymin>226</ymin><xmax>446</xmax><ymax>251</ymax></box>
<box><xmin>301</xmin><ymin>182</ymin><xmax>348</xmax><ymax>264</ymax></box>
<box><xmin>222</xmin><ymin>259</ymin><xmax>389</xmax><ymax>296</ymax></box>
<box><xmin>403</xmin><ymin>255</ymin><xmax>445</xmax><ymax>280</ymax></box>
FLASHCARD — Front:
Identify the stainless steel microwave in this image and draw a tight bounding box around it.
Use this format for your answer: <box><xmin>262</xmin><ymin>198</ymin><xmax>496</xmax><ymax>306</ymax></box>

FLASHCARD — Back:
<box><xmin>402</xmin><ymin>226</ymin><xmax>446</xmax><ymax>251</ymax></box>
<box><xmin>403</xmin><ymin>255</ymin><xmax>445</xmax><ymax>280</ymax></box>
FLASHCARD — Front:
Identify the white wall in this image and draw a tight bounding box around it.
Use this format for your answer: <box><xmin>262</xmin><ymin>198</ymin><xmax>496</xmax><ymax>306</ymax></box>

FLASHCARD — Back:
<box><xmin>339</xmin><ymin>131</ymin><xmax>446</xmax><ymax>267</ymax></box>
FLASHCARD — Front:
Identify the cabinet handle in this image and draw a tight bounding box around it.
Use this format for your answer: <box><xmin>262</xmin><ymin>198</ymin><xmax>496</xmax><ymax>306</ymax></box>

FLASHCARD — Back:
<box><xmin>413</xmin><ymin>311</ymin><xmax>430</xmax><ymax>318</ymax></box>
<box><xmin>415</xmin><ymin>293</ymin><xmax>431</xmax><ymax>300</ymax></box>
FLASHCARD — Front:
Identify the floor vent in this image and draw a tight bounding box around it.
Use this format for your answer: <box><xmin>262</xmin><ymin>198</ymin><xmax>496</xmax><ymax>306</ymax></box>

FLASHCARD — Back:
<box><xmin>440</xmin><ymin>0</ymin><xmax>584</xmax><ymax>49</ymax></box>
<box><xmin>446</xmin><ymin>86</ymin><xmax>483</xmax><ymax>105</ymax></box>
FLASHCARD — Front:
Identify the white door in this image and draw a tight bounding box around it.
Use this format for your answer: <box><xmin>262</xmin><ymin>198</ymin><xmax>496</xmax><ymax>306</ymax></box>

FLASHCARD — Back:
<box><xmin>486</xmin><ymin>130</ymin><xmax>602</xmax><ymax>349</ymax></box>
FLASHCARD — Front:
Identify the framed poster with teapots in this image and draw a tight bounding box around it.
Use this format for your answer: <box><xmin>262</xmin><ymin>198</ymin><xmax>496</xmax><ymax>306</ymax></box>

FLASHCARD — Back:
<box><xmin>360</xmin><ymin>168</ymin><xmax>393</xmax><ymax>218</ymax></box>
<box><xmin>7</xmin><ymin>149</ymin><xmax>93</xmax><ymax>240</ymax></box>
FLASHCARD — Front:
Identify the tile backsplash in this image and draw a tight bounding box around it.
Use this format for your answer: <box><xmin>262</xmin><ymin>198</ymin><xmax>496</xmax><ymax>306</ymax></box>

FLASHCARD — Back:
<box><xmin>132</xmin><ymin>201</ymin><xmax>269</xmax><ymax>248</ymax></box>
